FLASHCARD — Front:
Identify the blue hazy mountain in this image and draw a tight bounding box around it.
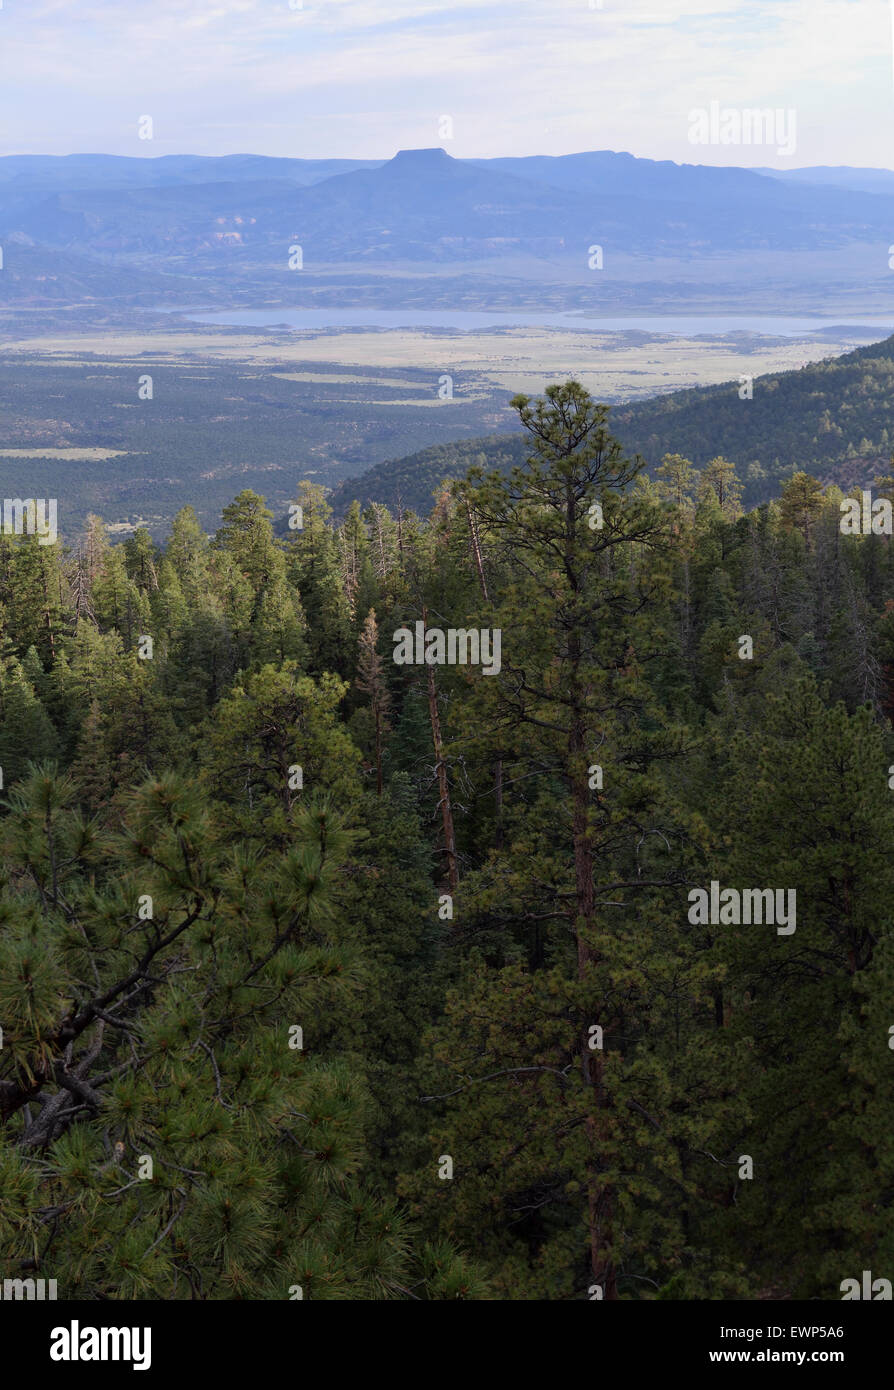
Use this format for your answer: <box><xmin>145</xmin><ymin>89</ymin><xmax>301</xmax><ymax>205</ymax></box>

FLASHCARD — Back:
<box><xmin>3</xmin><ymin>148</ymin><xmax>894</xmax><ymax>313</ymax></box>
<box><xmin>2</xmin><ymin>147</ymin><xmax>894</xmax><ymax>267</ymax></box>
<box><xmin>755</xmin><ymin>166</ymin><xmax>894</xmax><ymax>196</ymax></box>
<box><xmin>0</xmin><ymin>153</ymin><xmax>383</xmax><ymax>190</ymax></box>
<box><xmin>475</xmin><ymin>150</ymin><xmax>791</xmax><ymax>199</ymax></box>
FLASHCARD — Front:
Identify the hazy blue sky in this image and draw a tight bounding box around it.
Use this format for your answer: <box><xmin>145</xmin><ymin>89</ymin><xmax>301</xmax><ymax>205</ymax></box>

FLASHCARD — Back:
<box><xmin>0</xmin><ymin>0</ymin><xmax>889</xmax><ymax>167</ymax></box>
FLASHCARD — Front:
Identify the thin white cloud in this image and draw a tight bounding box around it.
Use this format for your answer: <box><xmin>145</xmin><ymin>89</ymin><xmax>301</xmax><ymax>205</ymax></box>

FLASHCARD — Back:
<box><xmin>0</xmin><ymin>0</ymin><xmax>888</xmax><ymax>164</ymax></box>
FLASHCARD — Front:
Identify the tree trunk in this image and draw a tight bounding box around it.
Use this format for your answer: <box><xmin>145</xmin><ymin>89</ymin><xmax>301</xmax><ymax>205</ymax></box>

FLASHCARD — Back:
<box><xmin>41</xmin><ymin>564</ymin><xmax>56</xmax><ymax>662</ymax></box>
<box><xmin>572</xmin><ymin>714</ymin><xmax>617</xmax><ymax>1299</ymax></box>
<box><xmin>465</xmin><ymin>499</ymin><xmax>489</xmax><ymax>602</ymax></box>
<box><xmin>374</xmin><ymin>702</ymin><xmax>383</xmax><ymax>797</ymax></box>
<box><xmin>423</xmin><ymin>606</ymin><xmax>458</xmax><ymax>895</ymax></box>
<box><xmin>494</xmin><ymin>758</ymin><xmax>504</xmax><ymax>849</ymax></box>
<box><xmin>466</xmin><ymin>499</ymin><xmax>504</xmax><ymax>850</ymax></box>
<box><xmin>566</xmin><ymin>457</ymin><xmax>616</xmax><ymax>1297</ymax></box>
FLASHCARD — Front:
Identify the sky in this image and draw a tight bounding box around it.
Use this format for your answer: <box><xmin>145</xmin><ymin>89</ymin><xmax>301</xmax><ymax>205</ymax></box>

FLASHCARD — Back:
<box><xmin>0</xmin><ymin>0</ymin><xmax>891</xmax><ymax>167</ymax></box>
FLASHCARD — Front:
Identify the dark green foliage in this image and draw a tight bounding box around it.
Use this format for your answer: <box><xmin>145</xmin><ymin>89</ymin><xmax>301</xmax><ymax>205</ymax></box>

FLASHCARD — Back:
<box><xmin>1</xmin><ymin>380</ymin><xmax>893</xmax><ymax>1301</ymax></box>
<box><xmin>333</xmin><ymin>334</ymin><xmax>894</xmax><ymax>520</ymax></box>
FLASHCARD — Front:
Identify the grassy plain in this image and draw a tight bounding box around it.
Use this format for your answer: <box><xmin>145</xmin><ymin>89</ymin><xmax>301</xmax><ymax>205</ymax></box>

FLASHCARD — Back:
<box><xmin>0</xmin><ymin>317</ymin><xmax>883</xmax><ymax>537</ymax></box>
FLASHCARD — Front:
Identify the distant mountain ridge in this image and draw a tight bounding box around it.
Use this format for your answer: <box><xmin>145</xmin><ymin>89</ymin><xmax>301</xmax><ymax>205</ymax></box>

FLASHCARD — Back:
<box><xmin>0</xmin><ymin>153</ymin><xmax>383</xmax><ymax>190</ymax></box>
<box><xmin>327</xmin><ymin>333</ymin><xmax>894</xmax><ymax>517</ymax></box>
<box><xmin>3</xmin><ymin>147</ymin><xmax>894</xmax><ymax>280</ymax></box>
<box><xmin>755</xmin><ymin>166</ymin><xmax>894</xmax><ymax>196</ymax></box>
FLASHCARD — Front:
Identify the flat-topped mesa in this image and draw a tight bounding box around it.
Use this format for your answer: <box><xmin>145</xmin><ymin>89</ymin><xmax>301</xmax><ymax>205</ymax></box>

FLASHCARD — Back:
<box><xmin>386</xmin><ymin>147</ymin><xmax>454</xmax><ymax>169</ymax></box>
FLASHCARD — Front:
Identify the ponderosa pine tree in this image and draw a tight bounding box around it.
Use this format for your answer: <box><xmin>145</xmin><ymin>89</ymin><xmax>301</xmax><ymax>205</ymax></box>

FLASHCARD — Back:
<box><xmin>0</xmin><ymin>765</ymin><xmax>457</xmax><ymax>1298</ymax></box>
<box><xmin>402</xmin><ymin>383</ymin><xmax>744</xmax><ymax>1299</ymax></box>
<box><xmin>691</xmin><ymin>668</ymin><xmax>894</xmax><ymax>1296</ymax></box>
<box><xmin>355</xmin><ymin>610</ymin><xmax>391</xmax><ymax>796</ymax></box>
<box><xmin>284</xmin><ymin>483</ymin><xmax>353</xmax><ymax>679</ymax></box>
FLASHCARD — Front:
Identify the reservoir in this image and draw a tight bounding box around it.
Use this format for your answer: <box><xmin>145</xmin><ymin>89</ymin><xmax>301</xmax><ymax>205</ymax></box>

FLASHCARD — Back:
<box><xmin>165</xmin><ymin>308</ymin><xmax>894</xmax><ymax>338</ymax></box>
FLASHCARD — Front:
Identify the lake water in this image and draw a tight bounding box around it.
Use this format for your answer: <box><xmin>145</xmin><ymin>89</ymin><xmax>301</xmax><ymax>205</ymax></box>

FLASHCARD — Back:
<box><xmin>169</xmin><ymin>308</ymin><xmax>894</xmax><ymax>337</ymax></box>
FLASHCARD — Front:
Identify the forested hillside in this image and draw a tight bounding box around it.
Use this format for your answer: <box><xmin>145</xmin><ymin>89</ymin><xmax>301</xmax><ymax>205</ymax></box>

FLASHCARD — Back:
<box><xmin>326</xmin><ymin>433</ymin><xmax>528</xmax><ymax>520</ymax></box>
<box><xmin>330</xmin><ymin>333</ymin><xmax>894</xmax><ymax>517</ymax></box>
<box><xmin>615</xmin><ymin>331</ymin><xmax>894</xmax><ymax>504</ymax></box>
<box><xmin>1</xmin><ymin>382</ymin><xmax>893</xmax><ymax>1300</ymax></box>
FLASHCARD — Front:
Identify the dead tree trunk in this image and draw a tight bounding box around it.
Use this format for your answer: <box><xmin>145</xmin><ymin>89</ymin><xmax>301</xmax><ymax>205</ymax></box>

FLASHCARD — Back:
<box><xmin>423</xmin><ymin>606</ymin><xmax>458</xmax><ymax>896</ymax></box>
